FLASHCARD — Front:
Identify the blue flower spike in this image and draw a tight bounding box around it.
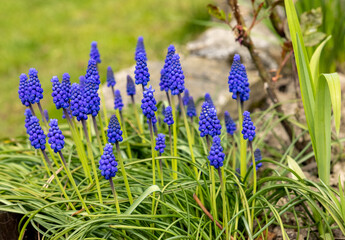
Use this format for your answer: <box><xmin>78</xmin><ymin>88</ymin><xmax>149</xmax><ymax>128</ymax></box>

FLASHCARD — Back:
<box><xmin>107</xmin><ymin>66</ymin><xmax>116</xmax><ymax>87</ymax></box>
<box><xmin>169</xmin><ymin>53</ymin><xmax>185</xmax><ymax>96</ymax></box>
<box><xmin>155</xmin><ymin>133</ymin><xmax>166</xmax><ymax>154</ymax></box>
<box><xmin>107</xmin><ymin>115</ymin><xmax>123</xmax><ymax>143</ymax></box>
<box><xmin>25</xmin><ymin>116</ymin><xmax>46</xmax><ymax>150</ymax></box>
<box><xmin>70</xmin><ymin>83</ymin><xmax>88</xmax><ymax>121</ymax></box>
<box><xmin>228</xmin><ymin>54</ymin><xmax>250</xmax><ymax>102</ymax></box>
<box><xmin>27</xmin><ymin>68</ymin><xmax>44</xmax><ymax>105</ymax></box>
<box><xmin>134</xmin><ymin>53</ymin><xmax>150</xmax><ymax>87</ymax></box>
<box><xmin>159</xmin><ymin>44</ymin><xmax>176</xmax><ymax>92</ymax></box>
<box><xmin>18</xmin><ymin>73</ymin><xmax>30</xmax><ymax>107</ymax></box>
<box><xmin>224</xmin><ymin>111</ymin><xmax>236</xmax><ymax>135</ymax></box>
<box><xmin>187</xmin><ymin>96</ymin><xmax>197</xmax><ymax>118</ymax></box>
<box><xmin>199</xmin><ymin>102</ymin><xmax>222</xmax><ymax>138</ymax></box>
<box><xmin>208</xmin><ymin>136</ymin><xmax>225</xmax><ymax>169</ymax></box>
<box><xmin>135</xmin><ymin>36</ymin><xmax>147</xmax><ymax>61</ymax></box>
<box><xmin>205</xmin><ymin>93</ymin><xmax>214</xmax><ymax>108</ymax></box>
<box><xmin>114</xmin><ymin>90</ymin><xmax>124</xmax><ymax>111</ymax></box>
<box><xmin>51</xmin><ymin>76</ymin><xmax>70</xmax><ymax>110</ymax></box>
<box><xmin>90</xmin><ymin>41</ymin><xmax>101</xmax><ymax>64</ymax></box>
<box><xmin>141</xmin><ymin>85</ymin><xmax>157</xmax><ymax>120</ymax></box>
<box><xmin>47</xmin><ymin>119</ymin><xmax>65</xmax><ymax>153</ymax></box>
<box><xmin>242</xmin><ymin>111</ymin><xmax>256</xmax><ymax>141</ymax></box>
<box><xmin>252</xmin><ymin>148</ymin><xmax>263</xmax><ymax>170</ymax></box>
<box><xmin>85</xmin><ymin>58</ymin><xmax>100</xmax><ymax>87</ymax></box>
<box><xmin>126</xmin><ymin>75</ymin><xmax>136</xmax><ymax>96</ymax></box>
<box><xmin>84</xmin><ymin>75</ymin><xmax>100</xmax><ymax>117</ymax></box>
<box><xmin>182</xmin><ymin>89</ymin><xmax>190</xmax><ymax>106</ymax></box>
<box><xmin>163</xmin><ymin>106</ymin><xmax>174</xmax><ymax>126</ymax></box>
<box><xmin>24</xmin><ymin>109</ymin><xmax>33</xmax><ymax>129</ymax></box>
<box><xmin>99</xmin><ymin>144</ymin><xmax>118</xmax><ymax>180</ymax></box>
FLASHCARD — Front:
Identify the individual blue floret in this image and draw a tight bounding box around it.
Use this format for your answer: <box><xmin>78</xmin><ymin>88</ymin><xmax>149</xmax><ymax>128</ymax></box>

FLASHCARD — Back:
<box><xmin>208</xmin><ymin>136</ymin><xmax>225</xmax><ymax>169</ymax></box>
<box><xmin>25</xmin><ymin>116</ymin><xmax>46</xmax><ymax>150</ymax></box>
<box><xmin>198</xmin><ymin>102</ymin><xmax>222</xmax><ymax>137</ymax></box>
<box><xmin>107</xmin><ymin>115</ymin><xmax>123</xmax><ymax>143</ymax></box>
<box><xmin>224</xmin><ymin>111</ymin><xmax>236</xmax><ymax>135</ymax></box>
<box><xmin>155</xmin><ymin>133</ymin><xmax>166</xmax><ymax>154</ymax></box>
<box><xmin>187</xmin><ymin>96</ymin><xmax>197</xmax><ymax>118</ymax></box>
<box><xmin>90</xmin><ymin>41</ymin><xmax>101</xmax><ymax>64</ymax></box>
<box><xmin>70</xmin><ymin>83</ymin><xmax>88</xmax><ymax>121</ymax></box>
<box><xmin>169</xmin><ymin>54</ymin><xmax>185</xmax><ymax>95</ymax></box>
<box><xmin>126</xmin><ymin>75</ymin><xmax>136</xmax><ymax>96</ymax></box>
<box><xmin>159</xmin><ymin>44</ymin><xmax>176</xmax><ymax>92</ymax></box>
<box><xmin>99</xmin><ymin>144</ymin><xmax>118</xmax><ymax>180</ymax></box>
<box><xmin>134</xmin><ymin>53</ymin><xmax>150</xmax><ymax>86</ymax></box>
<box><xmin>228</xmin><ymin>54</ymin><xmax>250</xmax><ymax>102</ymax></box>
<box><xmin>163</xmin><ymin>106</ymin><xmax>174</xmax><ymax>126</ymax></box>
<box><xmin>141</xmin><ymin>85</ymin><xmax>157</xmax><ymax>120</ymax></box>
<box><xmin>242</xmin><ymin>111</ymin><xmax>256</xmax><ymax>141</ymax></box>
<box><xmin>135</xmin><ymin>36</ymin><xmax>147</xmax><ymax>62</ymax></box>
<box><xmin>107</xmin><ymin>66</ymin><xmax>116</xmax><ymax>87</ymax></box>
<box><xmin>47</xmin><ymin>119</ymin><xmax>65</xmax><ymax>153</ymax></box>
<box><xmin>114</xmin><ymin>90</ymin><xmax>124</xmax><ymax>111</ymax></box>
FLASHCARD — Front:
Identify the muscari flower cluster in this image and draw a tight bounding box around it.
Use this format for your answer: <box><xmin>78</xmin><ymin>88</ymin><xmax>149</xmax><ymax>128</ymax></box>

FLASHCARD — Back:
<box><xmin>141</xmin><ymin>85</ymin><xmax>157</xmax><ymax>120</ymax></box>
<box><xmin>70</xmin><ymin>83</ymin><xmax>88</xmax><ymax>121</ymax></box>
<box><xmin>84</xmin><ymin>75</ymin><xmax>101</xmax><ymax>117</ymax></box>
<box><xmin>224</xmin><ymin>111</ymin><xmax>236</xmax><ymax>135</ymax></box>
<box><xmin>163</xmin><ymin>106</ymin><xmax>174</xmax><ymax>126</ymax></box>
<box><xmin>47</xmin><ymin>119</ymin><xmax>65</xmax><ymax>153</ymax></box>
<box><xmin>25</xmin><ymin>116</ymin><xmax>46</xmax><ymax>150</ymax></box>
<box><xmin>51</xmin><ymin>74</ymin><xmax>71</xmax><ymax>110</ymax></box>
<box><xmin>18</xmin><ymin>68</ymin><xmax>43</xmax><ymax>107</ymax></box>
<box><xmin>182</xmin><ymin>89</ymin><xmax>190</xmax><ymax>106</ymax></box>
<box><xmin>242</xmin><ymin>111</ymin><xmax>256</xmax><ymax>141</ymax></box>
<box><xmin>159</xmin><ymin>45</ymin><xmax>176</xmax><ymax>92</ymax></box>
<box><xmin>169</xmin><ymin>54</ymin><xmax>185</xmax><ymax>95</ymax></box>
<box><xmin>107</xmin><ymin>66</ymin><xmax>116</xmax><ymax>87</ymax></box>
<box><xmin>252</xmin><ymin>148</ymin><xmax>263</xmax><ymax>170</ymax></box>
<box><xmin>90</xmin><ymin>41</ymin><xmax>101</xmax><ymax>64</ymax></box>
<box><xmin>199</xmin><ymin>102</ymin><xmax>222</xmax><ymax>138</ymax></box>
<box><xmin>228</xmin><ymin>54</ymin><xmax>250</xmax><ymax>102</ymax></box>
<box><xmin>187</xmin><ymin>96</ymin><xmax>197</xmax><ymax>118</ymax></box>
<box><xmin>85</xmin><ymin>58</ymin><xmax>100</xmax><ymax>87</ymax></box>
<box><xmin>114</xmin><ymin>90</ymin><xmax>124</xmax><ymax>111</ymax></box>
<box><xmin>155</xmin><ymin>133</ymin><xmax>166</xmax><ymax>154</ymax></box>
<box><xmin>208</xmin><ymin>136</ymin><xmax>225</xmax><ymax>169</ymax></box>
<box><xmin>135</xmin><ymin>36</ymin><xmax>147</xmax><ymax>61</ymax></box>
<box><xmin>205</xmin><ymin>93</ymin><xmax>214</xmax><ymax>108</ymax></box>
<box><xmin>107</xmin><ymin>115</ymin><xmax>123</xmax><ymax>143</ymax></box>
<box><xmin>24</xmin><ymin>109</ymin><xmax>33</xmax><ymax>129</ymax></box>
<box><xmin>99</xmin><ymin>144</ymin><xmax>118</xmax><ymax>180</ymax></box>
<box><xmin>126</xmin><ymin>75</ymin><xmax>136</xmax><ymax>96</ymax></box>
<box><xmin>134</xmin><ymin>53</ymin><xmax>150</xmax><ymax>86</ymax></box>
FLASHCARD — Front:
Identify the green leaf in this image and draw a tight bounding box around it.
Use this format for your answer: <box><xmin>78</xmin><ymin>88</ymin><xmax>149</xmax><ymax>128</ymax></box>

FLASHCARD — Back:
<box><xmin>310</xmin><ymin>35</ymin><xmax>332</xmax><ymax>87</ymax></box>
<box><xmin>339</xmin><ymin>177</ymin><xmax>345</xmax><ymax>219</ymax></box>
<box><xmin>287</xmin><ymin>155</ymin><xmax>306</xmax><ymax>180</ymax></box>
<box><xmin>207</xmin><ymin>4</ymin><xmax>226</xmax><ymax>22</ymax></box>
<box><xmin>124</xmin><ymin>185</ymin><xmax>161</xmax><ymax>215</ymax></box>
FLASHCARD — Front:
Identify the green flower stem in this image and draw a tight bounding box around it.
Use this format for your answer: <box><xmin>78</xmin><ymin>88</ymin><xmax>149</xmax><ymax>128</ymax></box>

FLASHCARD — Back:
<box><xmin>100</xmin><ymin>88</ymin><xmax>109</xmax><ymax>127</ymax></box>
<box><xmin>41</xmin><ymin>150</ymin><xmax>76</xmax><ymax>211</ymax></box>
<box><xmin>98</xmin><ymin>114</ymin><xmax>107</xmax><ymax>144</ymax></box>
<box><xmin>178</xmin><ymin>94</ymin><xmax>198</xmax><ymax>179</ymax></box>
<box><xmin>210</xmin><ymin>166</ymin><xmax>218</xmax><ymax>234</ymax></box>
<box><xmin>63</xmin><ymin>109</ymin><xmax>92</xmax><ymax>182</ymax></box>
<box><xmin>171</xmin><ymin>97</ymin><xmax>178</xmax><ymax>180</ymax></box>
<box><xmin>81</xmin><ymin>119</ymin><xmax>103</xmax><ymax>205</ymax></box>
<box><xmin>115</xmin><ymin>141</ymin><xmax>133</xmax><ymax>205</ymax></box>
<box><xmin>149</xmin><ymin>119</ymin><xmax>156</xmax><ymax>214</ymax></box>
<box><xmin>92</xmin><ymin>116</ymin><xmax>103</xmax><ymax>154</ymax></box>
<box><xmin>37</xmin><ymin>102</ymin><xmax>48</xmax><ymax>128</ymax></box>
<box><xmin>190</xmin><ymin>117</ymin><xmax>195</xmax><ymax>145</ymax></box>
<box><xmin>158</xmin><ymin>153</ymin><xmax>164</xmax><ymax>186</ymax></box>
<box><xmin>220</xmin><ymin>167</ymin><xmax>228</xmax><ymax>239</ymax></box>
<box><xmin>131</xmin><ymin>95</ymin><xmax>144</xmax><ymax>139</ymax></box>
<box><xmin>165</xmin><ymin>91</ymin><xmax>171</xmax><ymax>106</ymax></box>
<box><xmin>232</xmin><ymin>135</ymin><xmax>237</xmax><ymax>171</ymax></box>
<box><xmin>117</xmin><ymin>110</ymin><xmax>132</xmax><ymax>160</ymax></box>
<box><xmin>237</xmin><ymin>96</ymin><xmax>247</xmax><ymax>180</ymax></box>
<box><xmin>58</xmin><ymin>151</ymin><xmax>90</xmax><ymax>214</ymax></box>
<box><xmin>109</xmin><ymin>178</ymin><xmax>121</xmax><ymax>214</ymax></box>
<box><xmin>249</xmin><ymin>142</ymin><xmax>257</xmax><ymax>227</ymax></box>
<box><xmin>87</xmin><ymin>118</ymin><xmax>92</xmax><ymax>142</ymax></box>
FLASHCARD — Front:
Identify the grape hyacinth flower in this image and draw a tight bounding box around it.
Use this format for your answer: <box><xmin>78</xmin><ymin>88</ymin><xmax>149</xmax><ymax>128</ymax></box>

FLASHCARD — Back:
<box><xmin>47</xmin><ymin>119</ymin><xmax>65</xmax><ymax>153</ymax></box>
<box><xmin>134</xmin><ymin>53</ymin><xmax>150</xmax><ymax>87</ymax></box>
<box><xmin>18</xmin><ymin>73</ymin><xmax>30</xmax><ymax>107</ymax></box>
<box><xmin>61</xmin><ymin>73</ymin><xmax>71</xmax><ymax>101</ymax></box>
<box><xmin>208</xmin><ymin>136</ymin><xmax>225</xmax><ymax>169</ymax></box>
<box><xmin>169</xmin><ymin>54</ymin><xmax>185</xmax><ymax>96</ymax></box>
<box><xmin>155</xmin><ymin>133</ymin><xmax>166</xmax><ymax>154</ymax></box>
<box><xmin>85</xmin><ymin>58</ymin><xmax>100</xmax><ymax>87</ymax></box>
<box><xmin>107</xmin><ymin>66</ymin><xmax>116</xmax><ymax>87</ymax></box>
<box><xmin>205</xmin><ymin>93</ymin><xmax>214</xmax><ymax>108</ymax></box>
<box><xmin>198</xmin><ymin>102</ymin><xmax>222</xmax><ymax>138</ymax></box>
<box><xmin>141</xmin><ymin>85</ymin><xmax>157</xmax><ymax>120</ymax></box>
<box><xmin>182</xmin><ymin>89</ymin><xmax>190</xmax><ymax>106</ymax></box>
<box><xmin>126</xmin><ymin>75</ymin><xmax>136</xmax><ymax>97</ymax></box>
<box><xmin>228</xmin><ymin>54</ymin><xmax>250</xmax><ymax>102</ymax></box>
<box><xmin>79</xmin><ymin>76</ymin><xmax>86</xmax><ymax>90</ymax></box>
<box><xmin>187</xmin><ymin>96</ymin><xmax>197</xmax><ymax>118</ymax></box>
<box><xmin>224</xmin><ymin>111</ymin><xmax>236</xmax><ymax>135</ymax></box>
<box><xmin>99</xmin><ymin>144</ymin><xmax>118</xmax><ymax>180</ymax></box>
<box><xmin>27</xmin><ymin>68</ymin><xmax>44</xmax><ymax>105</ymax></box>
<box><xmin>135</xmin><ymin>36</ymin><xmax>147</xmax><ymax>61</ymax></box>
<box><xmin>25</xmin><ymin>116</ymin><xmax>46</xmax><ymax>150</ymax></box>
<box><xmin>84</xmin><ymin>75</ymin><xmax>101</xmax><ymax>117</ymax></box>
<box><xmin>114</xmin><ymin>90</ymin><xmax>124</xmax><ymax>111</ymax></box>
<box><xmin>242</xmin><ymin>111</ymin><xmax>256</xmax><ymax>141</ymax></box>
<box><xmin>70</xmin><ymin>83</ymin><xmax>88</xmax><ymax>121</ymax></box>
<box><xmin>90</xmin><ymin>41</ymin><xmax>101</xmax><ymax>64</ymax></box>
<box><xmin>251</xmin><ymin>148</ymin><xmax>263</xmax><ymax>170</ymax></box>
<box><xmin>43</xmin><ymin>110</ymin><xmax>49</xmax><ymax>122</ymax></box>
<box><xmin>163</xmin><ymin>106</ymin><xmax>174</xmax><ymax>126</ymax></box>
<box><xmin>107</xmin><ymin>115</ymin><xmax>123</xmax><ymax>143</ymax></box>
<box><xmin>51</xmin><ymin>76</ymin><xmax>70</xmax><ymax>110</ymax></box>
<box><xmin>24</xmin><ymin>109</ymin><xmax>33</xmax><ymax>129</ymax></box>
<box><xmin>159</xmin><ymin>44</ymin><xmax>176</xmax><ymax>90</ymax></box>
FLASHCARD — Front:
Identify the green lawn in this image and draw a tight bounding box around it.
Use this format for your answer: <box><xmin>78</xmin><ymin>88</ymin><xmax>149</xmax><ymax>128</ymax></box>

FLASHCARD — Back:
<box><xmin>0</xmin><ymin>0</ymin><xmax>209</xmax><ymax>138</ymax></box>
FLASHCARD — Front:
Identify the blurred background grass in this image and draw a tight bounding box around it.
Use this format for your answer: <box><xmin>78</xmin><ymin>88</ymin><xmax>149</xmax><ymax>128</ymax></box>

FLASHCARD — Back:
<box><xmin>0</xmin><ymin>0</ymin><xmax>210</xmax><ymax>138</ymax></box>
